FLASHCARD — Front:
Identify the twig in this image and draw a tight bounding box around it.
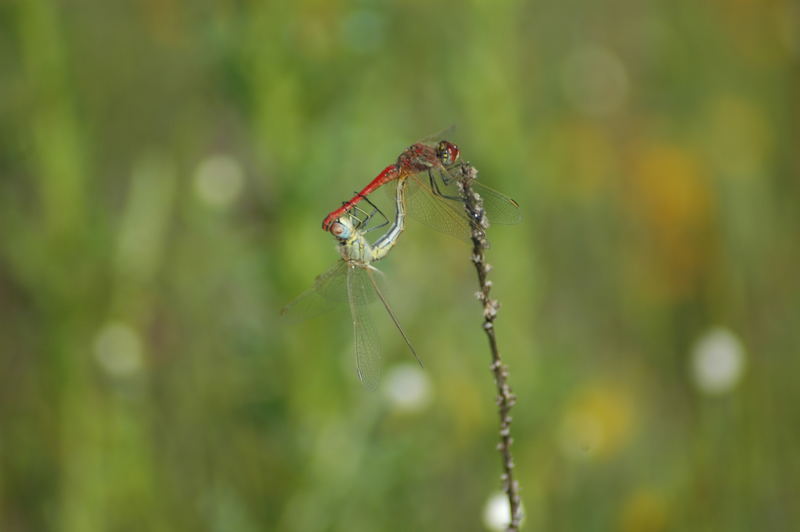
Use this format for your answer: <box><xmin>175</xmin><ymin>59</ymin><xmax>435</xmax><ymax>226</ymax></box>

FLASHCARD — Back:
<box><xmin>456</xmin><ymin>163</ymin><xmax>523</xmax><ymax>531</ymax></box>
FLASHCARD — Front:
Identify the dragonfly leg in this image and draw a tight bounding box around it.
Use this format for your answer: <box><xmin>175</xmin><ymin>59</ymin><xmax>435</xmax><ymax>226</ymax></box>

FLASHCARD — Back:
<box><xmin>427</xmin><ymin>168</ymin><xmax>463</xmax><ymax>201</ymax></box>
<box><xmin>351</xmin><ymin>192</ymin><xmax>389</xmax><ymax>233</ymax></box>
<box><xmin>349</xmin><ymin>201</ymin><xmax>371</xmax><ymax>227</ymax></box>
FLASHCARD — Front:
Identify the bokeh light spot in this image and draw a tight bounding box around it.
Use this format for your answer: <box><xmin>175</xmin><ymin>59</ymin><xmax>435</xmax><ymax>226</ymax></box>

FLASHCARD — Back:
<box><xmin>482</xmin><ymin>492</ymin><xmax>519</xmax><ymax>532</ymax></box>
<box><xmin>382</xmin><ymin>364</ymin><xmax>432</xmax><ymax>413</ymax></box>
<box><xmin>194</xmin><ymin>155</ymin><xmax>245</xmax><ymax>208</ymax></box>
<box><xmin>561</xmin><ymin>44</ymin><xmax>629</xmax><ymax>117</ymax></box>
<box><xmin>690</xmin><ymin>327</ymin><xmax>746</xmax><ymax>395</ymax></box>
<box><xmin>93</xmin><ymin>321</ymin><xmax>143</xmax><ymax>378</ymax></box>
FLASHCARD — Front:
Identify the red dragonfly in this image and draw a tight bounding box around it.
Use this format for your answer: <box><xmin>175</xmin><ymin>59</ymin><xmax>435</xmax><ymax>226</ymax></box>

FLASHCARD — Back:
<box><xmin>321</xmin><ymin>131</ymin><xmax>521</xmax><ymax>241</ymax></box>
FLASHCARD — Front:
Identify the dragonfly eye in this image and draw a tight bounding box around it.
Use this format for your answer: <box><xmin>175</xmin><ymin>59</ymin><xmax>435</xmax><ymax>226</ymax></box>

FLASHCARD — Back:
<box><xmin>436</xmin><ymin>141</ymin><xmax>460</xmax><ymax>166</ymax></box>
<box><xmin>329</xmin><ymin>220</ymin><xmax>351</xmax><ymax>240</ymax></box>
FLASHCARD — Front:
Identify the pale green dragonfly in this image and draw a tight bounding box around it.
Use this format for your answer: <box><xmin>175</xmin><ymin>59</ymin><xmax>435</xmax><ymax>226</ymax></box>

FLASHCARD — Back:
<box><xmin>282</xmin><ymin>179</ymin><xmax>419</xmax><ymax>388</ymax></box>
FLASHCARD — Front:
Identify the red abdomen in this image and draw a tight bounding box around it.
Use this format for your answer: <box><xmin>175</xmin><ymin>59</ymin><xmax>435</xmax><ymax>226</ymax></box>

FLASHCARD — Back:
<box><xmin>321</xmin><ymin>164</ymin><xmax>401</xmax><ymax>230</ymax></box>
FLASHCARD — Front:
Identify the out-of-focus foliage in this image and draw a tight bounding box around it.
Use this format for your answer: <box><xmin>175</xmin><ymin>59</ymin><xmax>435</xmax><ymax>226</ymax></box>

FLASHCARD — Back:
<box><xmin>1</xmin><ymin>0</ymin><xmax>798</xmax><ymax>530</ymax></box>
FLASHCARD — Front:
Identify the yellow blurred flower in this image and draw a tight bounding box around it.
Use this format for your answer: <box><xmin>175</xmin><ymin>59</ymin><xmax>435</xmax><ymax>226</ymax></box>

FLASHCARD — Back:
<box><xmin>625</xmin><ymin>142</ymin><xmax>715</xmax><ymax>300</ymax></box>
<box><xmin>630</xmin><ymin>143</ymin><xmax>710</xmax><ymax>227</ymax></box>
<box><xmin>559</xmin><ymin>384</ymin><xmax>635</xmax><ymax>460</ymax></box>
<box><xmin>619</xmin><ymin>490</ymin><xmax>668</xmax><ymax>532</ymax></box>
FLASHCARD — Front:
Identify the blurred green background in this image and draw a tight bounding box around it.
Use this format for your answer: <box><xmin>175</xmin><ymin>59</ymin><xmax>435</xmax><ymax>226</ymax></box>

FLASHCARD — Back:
<box><xmin>1</xmin><ymin>0</ymin><xmax>798</xmax><ymax>530</ymax></box>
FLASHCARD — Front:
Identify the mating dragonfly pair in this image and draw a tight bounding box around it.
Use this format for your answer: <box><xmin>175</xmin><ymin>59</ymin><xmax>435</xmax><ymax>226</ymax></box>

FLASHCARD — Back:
<box><xmin>282</xmin><ymin>131</ymin><xmax>521</xmax><ymax>388</ymax></box>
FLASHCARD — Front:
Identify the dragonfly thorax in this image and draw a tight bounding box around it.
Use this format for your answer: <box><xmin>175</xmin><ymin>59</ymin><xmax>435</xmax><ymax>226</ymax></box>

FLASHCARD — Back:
<box><xmin>338</xmin><ymin>237</ymin><xmax>372</xmax><ymax>265</ymax></box>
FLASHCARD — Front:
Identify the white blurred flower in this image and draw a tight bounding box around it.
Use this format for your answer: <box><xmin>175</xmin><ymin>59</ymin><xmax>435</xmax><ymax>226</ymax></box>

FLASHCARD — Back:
<box><xmin>381</xmin><ymin>364</ymin><xmax>432</xmax><ymax>413</ymax></box>
<box><xmin>483</xmin><ymin>492</ymin><xmax>512</xmax><ymax>532</ymax></box>
<box><xmin>194</xmin><ymin>154</ymin><xmax>244</xmax><ymax>208</ymax></box>
<box><xmin>94</xmin><ymin>321</ymin><xmax>143</xmax><ymax>377</ymax></box>
<box><xmin>561</xmin><ymin>44</ymin><xmax>629</xmax><ymax>117</ymax></box>
<box><xmin>690</xmin><ymin>327</ymin><xmax>746</xmax><ymax>395</ymax></box>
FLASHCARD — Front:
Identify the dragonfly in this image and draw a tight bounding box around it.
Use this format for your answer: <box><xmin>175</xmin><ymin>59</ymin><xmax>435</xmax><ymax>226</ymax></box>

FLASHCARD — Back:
<box><xmin>282</xmin><ymin>179</ymin><xmax>419</xmax><ymax>388</ymax></box>
<box><xmin>321</xmin><ymin>130</ymin><xmax>521</xmax><ymax>241</ymax></box>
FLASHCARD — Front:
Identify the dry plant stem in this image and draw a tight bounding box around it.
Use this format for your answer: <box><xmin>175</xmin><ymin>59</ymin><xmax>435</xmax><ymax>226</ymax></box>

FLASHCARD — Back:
<box><xmin>456</xmin><ymin>163</ymin><xmax>523</xmax><ymax>531</ymax></box>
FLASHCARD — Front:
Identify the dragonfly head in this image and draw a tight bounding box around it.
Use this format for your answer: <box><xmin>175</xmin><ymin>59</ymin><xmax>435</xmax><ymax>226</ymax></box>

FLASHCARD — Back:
<box><xmin>328</xmin><ymin>217</ymin><xmax>354</xmax><ymax>241</ymax></box>
<box><xmin>436</xmin><ymin>140</ymin><xmax>460</xmax><ymax>166</ymax></box>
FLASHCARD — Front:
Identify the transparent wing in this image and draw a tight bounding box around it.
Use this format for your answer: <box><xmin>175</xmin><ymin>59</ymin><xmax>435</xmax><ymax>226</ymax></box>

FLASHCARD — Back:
<box><xmin>365</xmin><ymin>267</ymin><xmax>421</xmax><ymax>369</ymax></box>
<box><xmin>347</xmin><ymin>265</ymin><xmax>381</xmax><ymax>389</ymax></box>
<box><xmin>435</xmin><ymin>166</ymin><xmax>522</xmax><ymax>225</ymax></box>
<box><xmin>280</xmin><ymin>261</ymin><xmax>350</xmax><ymax>322</ymax></box>
<box><xmin>416</xmin><ymin>124</ymin><xmax>457</xmax><ymax>147</ymax></box>
<box><xmin>378</xmin><ymin>171</ymin><xmax>471</xmax><ymax>240</ymax></box>
<box><xmin>404</xmin><ymin>172</ymin><xmax>472</xmax><ymax>242</ymax></box>
<box><xmin>466</xmin><ymin>181</ymin><xmax>522</xmax><ymax>225</ymax></box>
<box><xmin>412</xmin><ymin>127</ymin><xmax>520</xmax><ymax>224</ymax></box>
<box><xmin>402</xmin><ymin>167</ymin><xmax>522</xmax><ymax>240</ymax></box>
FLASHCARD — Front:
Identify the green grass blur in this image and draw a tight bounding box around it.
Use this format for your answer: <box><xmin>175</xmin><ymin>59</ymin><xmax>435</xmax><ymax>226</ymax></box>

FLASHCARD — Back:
<box><xmin>1</xmin><ymin>1</ymin><xmax>799</xmax><ymax>530</ymax></box>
